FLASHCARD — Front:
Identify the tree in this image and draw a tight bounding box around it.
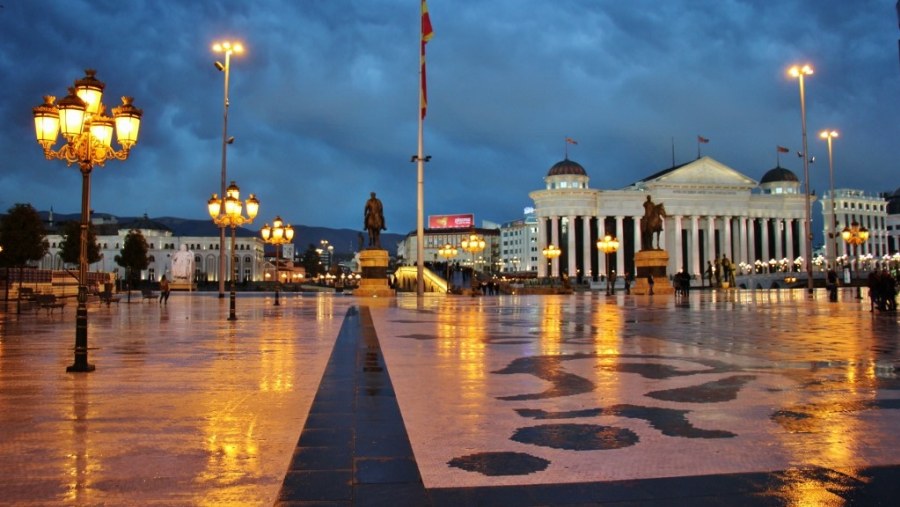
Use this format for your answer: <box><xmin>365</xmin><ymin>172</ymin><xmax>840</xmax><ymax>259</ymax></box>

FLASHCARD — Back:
<box><xmin>300</xmin><ymin>243</ymin><xmax>322</xmax><ymax>278</ymax></box>
<box><xmin>0</xmin><ymin>203</ymin><xmax>49</xmax><ymax>268</ymax></box>
<box><xmin>59</xmin><ymin>220</ymin><xmax>102</xmax><ymax>266</ymax></box>
<box><xmin>114</xmin><ymin>229</ymin><xmax>149</xmax><ymax>300</ymax></box>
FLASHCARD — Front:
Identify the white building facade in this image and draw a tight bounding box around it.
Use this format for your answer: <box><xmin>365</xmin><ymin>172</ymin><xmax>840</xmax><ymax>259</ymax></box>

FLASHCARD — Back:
<box><xmin>499</xmin><ymin>209</ymin><xmax>540</xmax><ymax>273</ymax></box>
<box><xmin>819</xmin><ymin>189</ymin><xmax>890</xmax><ymax>265</ymax></box>
<box><xmin>529</xmin><ymin>157</ymin><xmax>813</xmax><ymax>280</ymax></box>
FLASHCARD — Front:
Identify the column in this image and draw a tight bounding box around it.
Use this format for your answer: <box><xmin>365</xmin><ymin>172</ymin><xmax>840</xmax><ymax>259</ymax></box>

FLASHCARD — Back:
<box><xmin>615</xmin><ymin>216</ymin><xmax>625</xmax><ymax>277</ymax></box>
<box><xmin>597</xmin><ymin>216</ymin><xmax>606</xmax><ymax>279</ymax></box>
<box><xmin>723</xmin><ymin>216</ymin><xmax>733</xmax><ymax>260</ymax></box>
<box><xmin>567</xmin><ymin>215</ymin><xmax>577</xmax><ymax>278</ymax></box>
<box><xmin>691</xmin><ymin>216</ymin><xmax>701</xmax><ymax>276</ymax></box>
<box><xmin>799</xmin><ymin>219</ymin><xmax>808</xmax><ymax>262</ymax></box>
<box><xmin>761</xmin><ymin>218</ymin><xmax>770</xmax><ymax>262</ymax></box>
<box><xmin>785</xmin><ymin>218</ymin><xmax>795</xmax><ymax>263</ymax></box>
<box><xmin>707</xmin><ymin>216</ymin><xmax>716</xmax><ymax>264</ymax></box>
<box><xmin>774</xmin><ymin>218</ymin><xmax>783</xmax><ymax>261</ymax></box>
<box><xmin>673</xmin><ymin>215</ymin><xmax>683</xmax><ymax>272</ymax></box>
<box><xmin>748</xmin><ymin>218</ymin><xmax>756</xmax><ymax>265</ymax></box>
<box><xmin>738</xmin><ymin>217</ymin><xmax>748</xmax><ymax>265</ymax></box>
<box><xmin>582</xmin><ymin>216</ymin><xmax>593</xmax><ymax>279</ymax></box>
<box><xmin>551</xmin><ymin>216</ymin><xmax>560</xmax><ymax>277</ymax></box>
<box><xmin>633</xmin><ymin>216</ymin><xmax>642</xmax><ymax>252</ymax></box>
<box><xmin>537</xmin><ymin>217</ymin><xmax>547</xmax><ymax>277</ymax></box>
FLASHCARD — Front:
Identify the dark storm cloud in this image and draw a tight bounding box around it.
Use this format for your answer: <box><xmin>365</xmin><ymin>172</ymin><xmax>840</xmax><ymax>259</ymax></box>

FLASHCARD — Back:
<box><xmin>1</xmin><ymin>0</ymin><xmax>897</xmax><ymax>237</ymax></box>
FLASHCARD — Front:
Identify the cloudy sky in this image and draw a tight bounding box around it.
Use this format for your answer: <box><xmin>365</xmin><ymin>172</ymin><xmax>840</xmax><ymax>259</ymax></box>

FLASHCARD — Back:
<box><xmin>2</xmin><ymin>0</ymin><xmax>898</xmax><ymax>236</ymax></box>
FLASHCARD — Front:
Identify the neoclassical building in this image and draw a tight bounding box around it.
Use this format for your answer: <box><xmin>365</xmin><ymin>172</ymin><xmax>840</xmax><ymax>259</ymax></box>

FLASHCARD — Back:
<box><xmin>529</xmin><ymin>156</ymin><xmax>813</xmax><ymax>280</ymax></box>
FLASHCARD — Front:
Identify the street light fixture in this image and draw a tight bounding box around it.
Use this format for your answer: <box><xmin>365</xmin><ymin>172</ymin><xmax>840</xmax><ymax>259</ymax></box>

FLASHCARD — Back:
<box><xmin>597</xmin><ymin>234</ymin><xmax>620</xmax><ymax>295</ymax></box>
<box><xmin>841</xmin><ymin>220</ymin><xmax>869</xmax><ymax>299</ymax></box>
<box><xmin>788</xmin><ymin>63</ymin><xmax>815</xmax><ymax>294</ymax></box>
<box><xmin>208</xmin><ymin>180</ymin><xmax>259</xmax><ymax>320</ymax></box>
<box><xmin>437</xmin><ymin>243</ymin><xmax>458</xmax><ymax>289</ymax></box>
<box><xmin>32</xmin><ymin>69</ymin><xmax>143</xmax><ymax>373</ymax></box>
<box><xmin>461</xmin><ymin>233</ymin><xmax>486</xmax><ymax>295</ymax></box>
<box><xmin>542</xmin><ymin>244</ymin><xmax>562</xmax><ymax>279</ymax></box>
<box><xmin>819</xmin><ymin>129</ymin><xmax>839</xmax><ymax>270</ymax></box>
<box><xmin>260</xmin><ymin>215</ymin><xmax>294</xmax><ymax>306</ymax></box>
<box><xmin>213</xmin><ymin>40</ymin><xmax>244</xmax><ymax>299</ymax></box>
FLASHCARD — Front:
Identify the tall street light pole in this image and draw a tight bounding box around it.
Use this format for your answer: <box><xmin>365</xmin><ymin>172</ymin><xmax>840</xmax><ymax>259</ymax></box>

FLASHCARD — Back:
<box><xmin>820</xmin><ymin>130</ymin><xmax>839</xmax><ymax>270</ymax></box>
<box><xmin>789</xmin><ymin>63</ymin><xmax>815</xmax><ymax>294</ymax></box>
<box><xmin>213</xmin><ymin>40</ymin><xmax>244</xmax><ymax>298</ymax></box>
<box><xmin>461</xmin><ymin>233</ymin><xmax>485</xmax><ymax>296</ymax></box>
<box><xmin>209</xmin><ymin>181</ymin><xmax>259</xmax><ymax>321</ymax></box>
<box><xmin>597</xmin><ymin>234</ymin><xmax>620</xmax><ymax>296</ymax></box>
<box><xmin>32</xmin><ymin>70</ymin><xmax>143</xmax><ymax>372</ymax></box>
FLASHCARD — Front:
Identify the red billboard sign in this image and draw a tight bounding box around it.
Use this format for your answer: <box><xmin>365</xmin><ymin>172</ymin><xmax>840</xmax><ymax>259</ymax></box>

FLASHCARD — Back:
<box><xmin>428</xmin><ymin>214</ymin><xmax>474</xmax><ymax>229</ymax></box>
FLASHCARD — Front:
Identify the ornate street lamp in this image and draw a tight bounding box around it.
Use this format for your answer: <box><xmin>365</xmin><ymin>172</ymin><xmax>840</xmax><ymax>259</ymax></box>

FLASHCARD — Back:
<box><xmin>213</xmin><ymin>40</ymin><xmax>244</xmax><ymax>299</ymax></box>
<box><xmin>32</xmin><ymin>69</ymin><xmax>143</xmax><ymax>373</ymax></box>
<box><xmin>841</xmin><ymin>220</ymin><xmax>869</xmax><ymax>299</ymax></box>
<box><xmin>788</xmin><ymin>63</ymin><xmax>815</xmax><ymax>294</ymax></box>
<box><xmin>208</xmin><ymin>181</ymin><xmax>259</xmax><ymax>320</ymax></box>
<box><xmin>437</xmin><ymin>243</ymin><xmax>458</xmax><ymax>289</ymax></box>
<box><xmin>820</xmin><ymin>129</ymin><xmax>839</xmax><ymax>269</ymax></box>
<box><xmin>542</xmin><ymin>244</ymin><xmax>562</xmax><ymax>279</ymax></box>
<box><xmin>597</xmin><ymin>234</ymin><xmax>620</xmax><ymax>295</ymax></box>
<box><xmin>461</xmin><ymin>233</ymin><xmax>486</xmax><ymax>295</ymax></box>
<box><xmin>260</xmin><ymin>215</ymin><xmax>294</xmax><ymax>306</ymax></box>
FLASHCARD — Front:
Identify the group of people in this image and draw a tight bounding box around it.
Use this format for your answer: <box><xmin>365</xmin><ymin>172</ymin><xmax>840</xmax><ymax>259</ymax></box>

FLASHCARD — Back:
<box><xmin>867</xmin><ymin>270</ymin><xmax>898</xmax><ymax>312</ymax></box>
<box><xmin>704</xmin><ymin>255</ymin><xmax>736</xmax><ymax>288</ymax></box>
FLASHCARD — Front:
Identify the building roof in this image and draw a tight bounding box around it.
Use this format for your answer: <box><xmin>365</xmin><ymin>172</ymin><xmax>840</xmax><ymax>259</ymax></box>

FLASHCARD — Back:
<box><xmin>759</xmin><ymin>166</ymin><xmax>799</xmax><ymax>184</ymax></box>
<box><xmin>547</xmin><ymin>158</ymin><xmax>587</xmax><ymax>177</ymax></box>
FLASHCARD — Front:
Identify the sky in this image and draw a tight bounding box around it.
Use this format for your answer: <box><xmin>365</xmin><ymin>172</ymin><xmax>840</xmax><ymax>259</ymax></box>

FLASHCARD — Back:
<box><xmin>1</xmin><ymin>0</ymin><xmax>898</xmax><ymax>236</ymax></box>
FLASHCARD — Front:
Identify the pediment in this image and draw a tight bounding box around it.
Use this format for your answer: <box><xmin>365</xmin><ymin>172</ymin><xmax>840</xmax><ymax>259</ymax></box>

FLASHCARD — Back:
<box><xmin>643</xmin><ymin>157</ymin><xmax>757</xmax><ymax>188</ymax></box>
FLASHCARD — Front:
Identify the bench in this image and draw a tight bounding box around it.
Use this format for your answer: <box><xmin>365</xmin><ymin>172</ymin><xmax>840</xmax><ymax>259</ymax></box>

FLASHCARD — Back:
<box><xmin>141</xmin><ymin>288</ymin><xmax>158</xmax><ymax>301</ymax></box>
<box><xmin>99</xmin><ymin>290</ymin><xmax>121</xmax><ymax>306</ymax></box>
<box><xmin>34</xmin><ymin>294</ymin><xmax>66</xmax><ymax>314</ymax></box>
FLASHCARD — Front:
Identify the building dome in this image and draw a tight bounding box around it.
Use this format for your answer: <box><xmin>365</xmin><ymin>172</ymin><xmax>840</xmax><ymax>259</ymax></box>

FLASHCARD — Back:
<box><xmin>548</xmin><ymin>158</ymin><xmax>587</xmax><ymax>177</ymax></box>
<box><xmin>759</xmin><ymin>166</ymin><xmax>799</xmax><ymax>184</ymax></box>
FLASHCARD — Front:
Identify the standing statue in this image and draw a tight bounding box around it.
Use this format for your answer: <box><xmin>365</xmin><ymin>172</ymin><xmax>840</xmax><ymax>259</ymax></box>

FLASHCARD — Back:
<box><xmin>171</xmin><ymin>244</ymin><xmax>195</xmax><ymax>281</ymax></box>
<box><xmin>364</xmin><ymin>192</ymin><xmax>386</xmax><ymax>249</ymax></box>
<box><xmin>640</xmin><ymin>195</ymin><xmax>667</xmax><ymax>250</ymax></box>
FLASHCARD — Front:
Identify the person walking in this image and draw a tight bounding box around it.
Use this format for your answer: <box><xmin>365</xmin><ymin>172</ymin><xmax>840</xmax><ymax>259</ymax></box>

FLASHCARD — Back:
<box><xmin>159</xmin><ymin>275</ymin><xmax>170</xmax><ymax>305</ymax></box>
<box><xmin>647</xmin><ymin>274</ymin><xmax>655</xmax><ymax>295</ymax></box>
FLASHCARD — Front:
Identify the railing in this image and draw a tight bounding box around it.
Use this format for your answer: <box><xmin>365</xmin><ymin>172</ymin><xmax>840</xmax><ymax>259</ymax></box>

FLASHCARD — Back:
<box><xmin>393</xmin><ymin>266</ymin><xmax>448</xmax><ymax>293</ymax></box>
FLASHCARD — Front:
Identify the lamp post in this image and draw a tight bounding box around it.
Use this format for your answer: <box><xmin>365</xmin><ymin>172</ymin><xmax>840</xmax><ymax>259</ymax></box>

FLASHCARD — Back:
<box><xmin>208</xmin><ymin>181</ymin><xmax>259</xmax><ymax>320</ymax></box>
<box><xmin>319</xmin><ymin>240</ymin><xmax>333</xmax><ymax>271</ymax></box>
<box><xmin>260</xmin><ymin>216</ymin><xmax>294</xmax><ymax>306</ymax></box>
<box><xmin>841</xmin><ymin>220</ymin><xmax>869</xmax><ymax>299</ymax></box>
<box><xmin>437</xmin><ymin>243</ymin><xmax>458</xmax><ymax>288</ymax></box>
<box><xmin>461</xmin><ymin>233</ymin><xmax>485</xmax><ymax>295</ymax></box>
<box><xmin>32</xmin><ymin>69</ymin><xmax>143</xmax><ymax>373</ymax></box>
<box><xmin>788</xmin><ymin>63</ymin><xmax>815</xmax><ymax>294</ymax></box>
<box><xmin>597</xmin><ymin>234</ymin><xmax>620</xmax><ymax>295</ymax></box>
<box><xmin>820</xmin><ymin>129</ymin><xmax>839</xmax><ymax>270</ymax></box>
<box><xmin>542</xmin><ymin>244</ymin><xmax>561</xmax><ymax>279</ymax></box>
<box><xmin>213</xmin><ymin>40</ymin><xmax>244</xmax><ymax>299</ymax></box>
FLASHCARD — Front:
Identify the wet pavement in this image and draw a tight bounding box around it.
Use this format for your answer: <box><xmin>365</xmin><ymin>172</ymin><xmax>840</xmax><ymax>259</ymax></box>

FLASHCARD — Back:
<box><xmin>1</xmin><ymin>289</ymin><xmax>899</xmax><ymax>505</ymax></box>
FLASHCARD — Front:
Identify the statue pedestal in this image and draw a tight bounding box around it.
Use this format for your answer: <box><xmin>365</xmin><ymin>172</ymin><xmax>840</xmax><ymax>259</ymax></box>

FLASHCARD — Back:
<box><xmin>170</xmin><ymin>280</ymin><xmax>195</xmax><ymax>291</ymax></box>
<box><xmin>632</xmin><ymin>250</ymin><xmax>673</xmax><ymax>295</ymax></box>
<box><xmin>353</xmin><ymin>249</ymin><xmax>394</xmax><ymax>297</ymax></box>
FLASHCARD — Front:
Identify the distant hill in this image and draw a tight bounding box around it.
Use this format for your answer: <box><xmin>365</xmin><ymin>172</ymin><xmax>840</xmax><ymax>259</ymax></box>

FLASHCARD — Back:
<box><xmin>37</xmin><ymin>211</ymin><xmax>403</xmax><ymax>255</ymax></box>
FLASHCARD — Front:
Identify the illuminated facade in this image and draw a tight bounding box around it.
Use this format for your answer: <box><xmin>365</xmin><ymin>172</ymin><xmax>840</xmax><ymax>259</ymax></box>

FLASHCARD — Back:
<box><xmin>529</xmin><ymin>156</ymin><xmax>813</xmax><ymax>280</ymax></box>
<box><xmin>819</xmin><ymin>189</ymin><xmax>890</xmax><ymax>261</ymax></box>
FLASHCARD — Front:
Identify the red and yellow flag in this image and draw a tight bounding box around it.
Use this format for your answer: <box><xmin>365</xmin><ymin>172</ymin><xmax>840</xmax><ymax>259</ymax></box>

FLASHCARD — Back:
<box><xmin>420</xmin><ymin>0</ymin><xmax>434</xmax><ymax>119</ymax></box>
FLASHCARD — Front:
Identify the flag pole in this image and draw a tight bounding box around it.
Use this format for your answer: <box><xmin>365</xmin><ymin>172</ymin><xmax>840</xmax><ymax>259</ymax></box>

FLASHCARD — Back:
<box><xmin>415</xmin><ymin>1</ymin><xmax>433</xmax><ymax>297</ymax></box>
<box><xmin>776</xmin><ymin>146</ymin><xmax>781</xmax><ymax>167</ymax></box>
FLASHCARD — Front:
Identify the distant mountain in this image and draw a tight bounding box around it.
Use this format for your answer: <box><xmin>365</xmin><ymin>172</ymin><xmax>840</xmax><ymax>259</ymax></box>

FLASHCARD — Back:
<box><xmin>37</xmin><ymin>211</ymin><xmax>403</xmax><ymax>255</ymax></box>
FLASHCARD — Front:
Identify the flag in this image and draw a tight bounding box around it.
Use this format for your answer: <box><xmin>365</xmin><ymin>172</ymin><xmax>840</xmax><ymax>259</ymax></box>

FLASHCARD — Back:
<box><xmin>565</xmin><ymin>137</ymin><xmax>578</xmax><ymax>145</ymax></box>
<box><xmin>777</xmin><ymin>145</ymin><xmax>790</xmax><ymax>153</ymax></box>
<box><xmin>697</xmin><ymin>135</ymin><xmax>710</xmax><ymax>143</ymax></box>
<box><xmin>420</xmin><ymin>0</ymin><xmax>434</xmax><ymax>119</ymax></box>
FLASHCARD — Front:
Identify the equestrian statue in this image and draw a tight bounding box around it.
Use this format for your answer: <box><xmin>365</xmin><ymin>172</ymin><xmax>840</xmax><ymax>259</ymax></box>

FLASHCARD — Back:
<box><xmin>640</xmin><ymin>195</ymin><xmax>666</xmax><ymax>250</ymax></box>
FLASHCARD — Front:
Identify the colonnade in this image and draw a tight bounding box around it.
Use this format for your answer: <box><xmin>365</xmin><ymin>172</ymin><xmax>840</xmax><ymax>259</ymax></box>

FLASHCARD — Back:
<box><xmin>536</xmin><ymin>213</ymin><xmax>809</xmax><ymax>280</ymax></box>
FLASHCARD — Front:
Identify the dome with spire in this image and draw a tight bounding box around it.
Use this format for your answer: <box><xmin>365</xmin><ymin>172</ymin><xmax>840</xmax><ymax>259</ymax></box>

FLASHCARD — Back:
<box><xmin>759</xmin><ymin>166</ymin><xmax>799</xmax><ymax>184</ymax></box>
<box><xmin>547</xmin><ymin>158</ymin><xmax>587</xmax><ymax>177</ymax></box>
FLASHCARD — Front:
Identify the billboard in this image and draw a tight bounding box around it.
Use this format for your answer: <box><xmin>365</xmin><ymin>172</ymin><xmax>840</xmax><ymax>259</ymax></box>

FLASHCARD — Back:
<box><xmin>428</xmin><ymin>213</ymin><xmax>474</xmax><ymax>229</ymax></box>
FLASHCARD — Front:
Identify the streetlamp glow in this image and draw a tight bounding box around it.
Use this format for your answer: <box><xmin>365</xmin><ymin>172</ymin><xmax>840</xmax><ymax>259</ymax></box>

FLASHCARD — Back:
<box><xmin>788</xmin><ymin>62</ymin><xmax>815</xmax><ymax>294</ymax></box>
<box><xmin>819</xmin><ymin>129</ymin><xmax>839</xmax><ymax>269</ymax></box>
<box><xmin>438</xmin><ymin>243</ymin><xmax>458</xmax><ymax>290</ymax></box>
<box><xmin>597</xmin><ymin>234</ymin><xmax>620</xmax><ymax>295</ymax></box>
<box><xmin>260</xmin><ymin>215</ymin><xmax>294</xmax><ymax>306</ymax></box>
<box><xmin>542</xmin><ymin>244</ymin><xmax>562</xmax><ymax>279</ymax></box>
<box><xmin>32</xmin><ymin>69</ymin><xmax>143</xmax><ymax>373</ymax></box>
<box><xmin>461</xmin><ymin>233</ymin><xmax>486</xmax><ymax>295</ymax></box>
<box><xmin>841</xmin><ymin>220</ymin><xmax>869</xmax><ymax>299</ymax></box>
<box><xmin>209</xmin><ymin>180</ymin><xmax>259</xmax><ymax>320</ymax></box>
<box><xmin>212</xmin><ymin>39</ymin><xmax>245</xmax><ymax>298</ymax></box>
